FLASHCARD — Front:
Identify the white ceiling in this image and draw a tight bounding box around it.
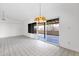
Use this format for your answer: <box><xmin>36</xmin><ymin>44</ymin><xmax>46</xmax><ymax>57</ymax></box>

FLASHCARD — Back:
<box><xmin>0</xmin><ymin>3</ymin><xmax>40</xmax><ymax>21</ymax></box>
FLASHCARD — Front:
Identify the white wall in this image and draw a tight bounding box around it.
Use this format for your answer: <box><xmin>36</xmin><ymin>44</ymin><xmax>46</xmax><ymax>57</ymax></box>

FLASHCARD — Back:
<box><xmin>0</xmin><ymin>18</ymin><xmax>24</xmax><ymax>38</ymax></box>
<box><xmin>0</xmin><ymin>3</ymin><xmax>40</xmax><ymax>39</ymax></box>
<box><xmin>0</xmin><ymin>3</ymin><xmax>37</xmax><ymax>38</ymax></box>
<box><xmin>41</xmin><ymin>3</ymin><xmax>79</xmax><ymax>52</ymax></box>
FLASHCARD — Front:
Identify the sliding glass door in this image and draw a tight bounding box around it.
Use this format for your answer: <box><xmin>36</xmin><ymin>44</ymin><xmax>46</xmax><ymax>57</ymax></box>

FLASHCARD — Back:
<box><xmin>36</xmin><ymin>18</ymin><xmax>59</xmax><ymax>45</ymax></box>
<box><xmin>28</xmin><ymin>18</ymin><xmax>59</xmax><ymax>46</ymax></box>
<box><xmin>46</xmin><ymin>18</ymin><xmax>59</xmax><ymax>45</ymax></box>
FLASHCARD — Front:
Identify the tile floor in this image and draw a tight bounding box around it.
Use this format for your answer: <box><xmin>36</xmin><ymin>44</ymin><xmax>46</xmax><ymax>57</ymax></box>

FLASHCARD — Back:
<box><xmin>0</xmin><ymin>36</ymin><xmax>79</xmax><ymax>56</ymax></box>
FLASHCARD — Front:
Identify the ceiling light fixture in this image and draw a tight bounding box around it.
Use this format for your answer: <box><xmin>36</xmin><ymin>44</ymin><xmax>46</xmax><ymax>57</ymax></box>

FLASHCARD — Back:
<box><xmin>34</xmin><ymin>3</ymin><xmax>46</xmax><ymax>23</ymax></box>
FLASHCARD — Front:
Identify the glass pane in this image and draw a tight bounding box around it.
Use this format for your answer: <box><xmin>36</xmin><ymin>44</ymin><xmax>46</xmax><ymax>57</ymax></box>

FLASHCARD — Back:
<box><xmin>37</xmin><ymin>22</ymin><xmax>47</xmax><ymax>41</ymax></box>
<box><xmin>46</xmin><ymin>18</ymin><xmax>59</xmax><ymax>45</ymax></box>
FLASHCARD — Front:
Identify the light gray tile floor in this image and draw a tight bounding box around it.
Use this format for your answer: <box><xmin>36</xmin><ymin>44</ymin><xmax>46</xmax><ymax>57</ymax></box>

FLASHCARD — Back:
<box><xmin>0</xmin><ymin>36</ymin><xmax>79</xmax><ymax>56</ymax></box>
